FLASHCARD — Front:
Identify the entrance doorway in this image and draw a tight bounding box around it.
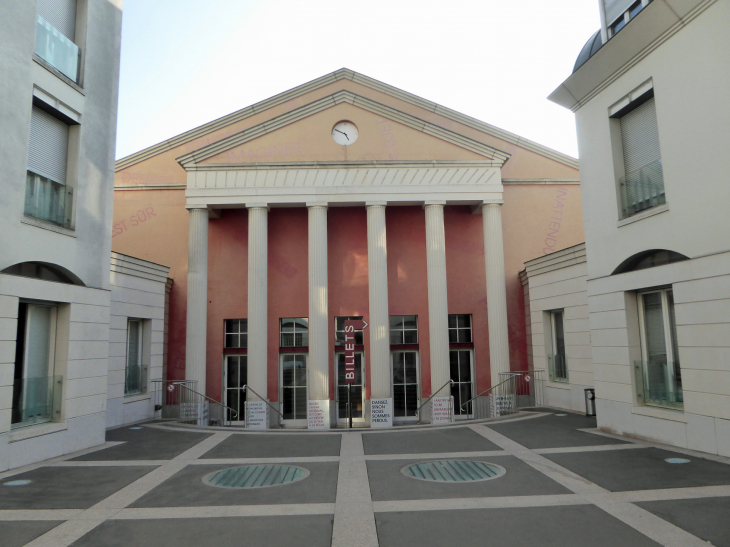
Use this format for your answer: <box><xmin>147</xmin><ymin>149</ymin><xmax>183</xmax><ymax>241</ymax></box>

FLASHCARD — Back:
<box><xmin>280</xmin><ymin>353</ymin><xmax>307</xmax><ymax>426</ymax></box>
<box><xmin>223</xmin><ymin>355</ymin><xmax>247</xmax><ymax>425</ymax></box>
<box><xmin>336</xmin><ymin>352</ymin><xmax>364</xmax><ymax>424</ymax></box>
<box><xmin>450</xmin><ymin>349</ymin><xmax>474</xmax><ymax>419</ymax></box>
<box><xmin>392</xmin><ymin>351</ymin><xmax>419</xmax><ymax>422</ymax></box>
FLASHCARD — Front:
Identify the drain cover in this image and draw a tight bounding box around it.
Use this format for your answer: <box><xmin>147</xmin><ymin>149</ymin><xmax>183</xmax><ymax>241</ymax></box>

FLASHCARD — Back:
<box><xmin>403</xmin><ymin>460</ymin><xmax>505</xmax><ymax>482</ymax></box>
<box><xmin>204</xmin><ymin>465</ymin><xmax>308</xmax><ymax>488</ymax></box>
<box><xmin>665</xmin><ymin>458</ymin><xmax>691</xmax><ymax>464</ymax></box>
<box><xmin>3</xmin><ymin>480</ymin><xmax>31</xmax><ymax>486</ymax></box>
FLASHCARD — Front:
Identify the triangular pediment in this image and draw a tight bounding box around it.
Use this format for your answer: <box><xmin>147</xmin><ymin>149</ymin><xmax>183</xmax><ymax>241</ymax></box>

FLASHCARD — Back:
<box><xmin>177</xmin><ymin>91</ymin><xmax>510</xmax><ymax>168</ymax></box>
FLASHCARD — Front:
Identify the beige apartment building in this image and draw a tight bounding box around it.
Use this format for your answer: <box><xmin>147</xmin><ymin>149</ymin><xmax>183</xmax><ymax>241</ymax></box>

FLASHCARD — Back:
<box><xmin>0</xmin><ymin>1</ymin><xmax>171</xmax><ymax>472</ymax></box>
<box><xmin>530</xmin><ymin>0</ymin><xmax>730</xmax><ymax>456</ymax></box>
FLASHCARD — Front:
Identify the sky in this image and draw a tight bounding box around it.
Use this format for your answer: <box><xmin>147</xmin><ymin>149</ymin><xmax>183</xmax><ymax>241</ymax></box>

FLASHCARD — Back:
<box><xmin>115</xmin><ymin>0</ymin><xmax>600</xmax><ymax>161</ymax></box>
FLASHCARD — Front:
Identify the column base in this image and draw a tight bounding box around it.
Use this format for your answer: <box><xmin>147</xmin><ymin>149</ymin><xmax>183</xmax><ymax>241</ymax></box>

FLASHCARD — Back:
<box><xmin>308</xmin><ymin>400</ymin><xmax>330</xmax><ymax>430</ymax></box>
<box><xmin>369</xmin><ymin>397</ymin><xmax>393</xmax><ymax>428</ymax></box>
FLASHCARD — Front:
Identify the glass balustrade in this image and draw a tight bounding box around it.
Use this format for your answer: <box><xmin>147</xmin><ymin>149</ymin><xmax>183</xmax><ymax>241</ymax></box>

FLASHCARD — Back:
<box><xmin>11</xmin><ymin>375</ymin><xmax>63</xmax><ymax>429</ymax></box>
<box><xmin>35</xmin><ymin>15</ymin><xmax>81</xmax><ymax>83</ymax></box>
<box><xmin>24</xmin><ymin>171</ymin><xmax>74</xmax><ymax>228</ymax></box>
<box><xmin>634</xmin><ymin>359</ymin><xmax>683</xmax><ymax>408</ymax></box>
<box><xmin>619</xmin><ymin>159</ymin><xmax>665</xmax><ymax>218</ymax></box>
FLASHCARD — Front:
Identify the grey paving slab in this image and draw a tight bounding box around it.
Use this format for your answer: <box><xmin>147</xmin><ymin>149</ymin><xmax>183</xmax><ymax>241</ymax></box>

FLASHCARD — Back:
<box><xmin>0</xmin><ymin>466</ymin><xmax>157</xmax><ymax>510</ymax></box>
<box><xmin>70</xmin><ymin>426</ymin><xmax>212</xmax><ymax>461</ymax></box>
<box><xmin>366</xmin><ymin>455</ymin><xmax>571</xmax><ymax>501</ymax></box>
<box><xmin>200</xmin><ymin>433</ymin><xmax>342</xmax><ymax>459</ymax></box>
<box><xmin>130</xmin><ymin>462</ymin><xmax>339</xmax><ymax>507</ymax></box>
<box><xmin>545</xmin><ymin>447</ymin><xmax>730</xmax><ymax>492</ymax></box>
<box><xmin>69</xmin><ymin>515</ymin><xmax>333</xmax><ymax>547</ymax></box>
<box><xmin>362</xmin><ymin>427</ymin><xmax>501</xmax><ymax>455</ymax></box>
<box><xmin>488</xmin><ymin>412</ymin><xmax>631</xmax><ymax>449</ymax></box>
<box><xmin>637</xmin><ymin>496</ymin><xmax>730</xmax><ymax>547</ymax></box>
<box><xmin>0</xmin><ymin>521</ymin><xmax>63</xmax><ymax>547</ymax></box>
<box><xmin>375</xmin><ymin>506</ymin><xmax>662</xmax><ymax>547</ymax></box>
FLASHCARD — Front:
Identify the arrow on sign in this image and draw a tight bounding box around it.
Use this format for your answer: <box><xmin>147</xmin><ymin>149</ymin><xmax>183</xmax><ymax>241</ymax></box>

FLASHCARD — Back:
<box><xmin>346</xmin><ymin>319</ymin><xmax>368</xmax><ymax>330</ymax></box>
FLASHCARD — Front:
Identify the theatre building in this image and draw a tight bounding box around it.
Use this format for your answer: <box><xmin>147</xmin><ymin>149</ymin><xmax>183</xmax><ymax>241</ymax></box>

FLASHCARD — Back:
<box><xmin>112</xmin><ymin>69</ymin><xmax>584</xmax><ymax>429</ymax></box>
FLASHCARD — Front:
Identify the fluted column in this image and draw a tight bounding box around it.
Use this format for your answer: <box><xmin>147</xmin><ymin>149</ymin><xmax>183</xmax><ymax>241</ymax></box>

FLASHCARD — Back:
<box><xmin>186</xmin><ymin>208</ymin><xmax>209</xmax><ymax>394</ymax></box>
<box><xmin>247</xmin><ymin>206</ymin><xmax>268</xmax><ymax>402</ymax></box>
<box><xmin>307</xmin><ymin>204</ymin><xmax>329</xmax><ymax>402</ymax></box>
<box><xmin>424</xmin><ymin>203</ymin><xmax>451</xmax><ymax>397</ymax></box>
<box><xmin>482</xmin><ymin>203</ymin><xmax>511</xmax><ymax>386</ymax></box>
<box><xmin>366</xmin><ymin>203</ymin><xmax>391</xmax><ymax>399</ymax></box>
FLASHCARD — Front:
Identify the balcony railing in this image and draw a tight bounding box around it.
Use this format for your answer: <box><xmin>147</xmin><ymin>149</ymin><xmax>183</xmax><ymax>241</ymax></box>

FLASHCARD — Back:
<box><xmin>11</xmin><ymin>375</ymin><xmax>63</xmax><ymax>429</ymax></box>
<box><xmin>548</xmin><ymin>354</ymin><xmax>569</xmax><ymax>383</ymax></box>
<box><xmin>619</xmin><ymin>159</ymin><xmax>665</xmax><ymax>218</ymax></box>
<box><xmin>25</xmin><ymin>171</ymin><xmax>74</xmax><ymax>228</ymax></box>
<box><xmin>35</xmin><ymin>15</ymin><xmax>81</xmax><ymax>83</ymax></box>
<box><xmin>125</xmin><ymin>364</ymin><xmax>149</xmax><ymax>396</ymax></box>
<box><xmin>634</xmin><ymin>359</ymin><xmax>683</xmax><ymax>409</ymax></box>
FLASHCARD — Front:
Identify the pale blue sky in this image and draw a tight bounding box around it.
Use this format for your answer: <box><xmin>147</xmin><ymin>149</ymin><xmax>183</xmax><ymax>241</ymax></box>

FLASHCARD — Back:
<box><xmin>116</xmin><ymin>0</ymin><xmax>600</xmax><ymax>160</ymax></box>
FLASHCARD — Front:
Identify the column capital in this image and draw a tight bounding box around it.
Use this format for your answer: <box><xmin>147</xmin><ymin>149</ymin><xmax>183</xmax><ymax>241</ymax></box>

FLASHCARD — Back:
<box><xmin>246</xmin><ymin>203</ymin><xmax>270</xmax><ymax>211</ymax></box>
<box><xmin>306</xmin><ymin>201</ymin><xmax>328</xmax><ymax>209</ymax></box>
<box><xmin>481</xmin><ymin>200</ymin><xmax>504</xmax><ymax>208</ymax></box>
<box><xmin>366</xmin><ymin>201</ymin><xmax>387</xmax><ymax>207</ymax></box>
<box><xmin>423</xmin><ymin>200</ymin><xmax>447</xmax><ymax>208</ymax></box>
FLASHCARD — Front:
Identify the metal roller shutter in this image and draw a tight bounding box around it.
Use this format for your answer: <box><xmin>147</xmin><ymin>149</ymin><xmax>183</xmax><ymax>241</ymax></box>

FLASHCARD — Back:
<box><xmin>604</xmin><ymin>0</ymin><xmax>634</xmax><ymax>24</ymax></box>
<box><xmin>37</xmin><ymin>0</ymin><xmax>76</xmax><ymax>41</ymax></box>
<box><xmin>620</xmin><ymin>97</ymin><xmax>661</xmax><ymax>176</ymax></box>
<box><xmin>28</xmin><ymin>106</ymin><xmax>69</xmax><ymax>184</ymax></box>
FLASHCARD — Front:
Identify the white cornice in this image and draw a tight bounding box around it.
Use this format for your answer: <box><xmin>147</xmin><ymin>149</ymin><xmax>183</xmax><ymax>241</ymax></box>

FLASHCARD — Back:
<box><xmin>116</xmin><ymin>68</ymin><xmax>578</xmax><ymax>171</ymax></box>
<box><xmin>549</xmin><ymin>0</ymin><xmax>716</xmax><ymax>112</ymax></box>
<box><xmin>176</xmin><ymin>91</ymin><xmax>511</xmax><ymax>167</ymax></box>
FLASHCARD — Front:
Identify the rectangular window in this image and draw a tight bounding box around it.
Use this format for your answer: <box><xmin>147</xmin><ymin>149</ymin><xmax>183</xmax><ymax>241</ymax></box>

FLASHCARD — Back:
<box><xmin>35</xmin><ymin>0</ymin><xmax>81</xmax><ymax>82</ymax></box>
<box><xmin>548</xmin><ymin>310</ymin><xmax>568</xmax><ymax>382</ymax></box>
<box><xmin>618</xmin><ymin>95</ymin><xmax>664</xmax><ymax>218</ymax></box>
<box><xmin>26</xmin><ymin>106</ymin><xmax>73</xmax><ymax>227</ymax></box>
<box><xmin>224</xmin><ymin>319</ymin><xmax>248</xmax><ymax>348</ymax></box>
<box><xmin>635</xmin><ymin>289</ymin><xmax>682</xmax><ymax>408</ymax></box>
<box><xmin>224</xmin><ymin>355</ymin><xmax>247</xmax><ymax>423</ymax></box>
<box><xmin>280</xmin><ymin>318</ymin><xmax>308</xmax><ymax>347</ymax></box>
<box><xmin>450</xmin><ymin>350</ymin><xmax>473</xmax><ymax>416</ymax></box>
<box><xmin>390</xmin><ymin>315</ymin><xmax>418</xmax><ymax>345</ymax></box>
<box><xmin>448</xmin><ymin>314</ymin><xmax>472</xmax><ymax>343</ymax></box>
<box><xmin>281</xmin><ymin>354</ymin><xmax>307</xmax><ymax>420</ymax></box>
<box><xmin>392</xmin><ymin>351</ymin><xmax>419</xmax><ymax>419</ymax></box>
<box><xmin>12</xmin><ymin>303</ymin><xmax>61</xmax><ymax>428</ymax></box>
<box><xmin>335</xmin><ymin>316</ymin><xmax>364</xmax><ymax>346</ymax></box>
<box><xmin>124</xmin><ymin>319</ymin><xmax>146</xmax><ymax>395</ymax></box>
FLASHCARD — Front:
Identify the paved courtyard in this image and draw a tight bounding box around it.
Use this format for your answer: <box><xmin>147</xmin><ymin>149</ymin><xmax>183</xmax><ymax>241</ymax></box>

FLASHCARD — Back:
<box><xmin>1</xmin><ymin>411</ymin><xmax>730</xmax><ymax>546</ymax></box>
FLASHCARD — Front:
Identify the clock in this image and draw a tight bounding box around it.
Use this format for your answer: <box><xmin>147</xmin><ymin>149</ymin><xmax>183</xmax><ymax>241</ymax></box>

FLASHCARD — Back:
<box><xmin>332</xmin><ymin>121</ymin><xmax>358</xmax><ymax>146</ymax></box>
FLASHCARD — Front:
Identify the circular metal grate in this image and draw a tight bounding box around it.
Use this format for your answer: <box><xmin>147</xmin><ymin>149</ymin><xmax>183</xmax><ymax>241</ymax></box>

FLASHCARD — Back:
<box><xmin>665</xmin><ymin>458</ymin><xmax>691</xmax><ymax>464</ymax></box>
<box><xmin>3</xmin><ymin>480</ymin><xmax>31</xmax><ymax>486</ymax></box>
<box><xmin>403</xmin><ymin>460</ymin><xmax>505</xmax><ymax>482</ymax></box>
<box><xmin>203</xmin><ymin>465</ymin><xmax>308</xmax><ymax>488</ymax></box>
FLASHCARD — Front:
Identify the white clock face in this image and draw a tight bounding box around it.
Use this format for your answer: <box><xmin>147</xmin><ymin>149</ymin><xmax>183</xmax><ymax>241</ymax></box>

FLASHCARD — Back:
<box><xmin>332</xmin><ymin>121</ymin><xmax>358</xmax><ymax>146</ymax></box>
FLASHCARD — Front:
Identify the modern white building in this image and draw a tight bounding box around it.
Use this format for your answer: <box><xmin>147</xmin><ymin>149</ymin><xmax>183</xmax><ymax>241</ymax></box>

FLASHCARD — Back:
<box><xmin>0</xmin><ymin>0</ymin><xmax>170</xmax><ymax>472</ymax></box>
<box><xmin>541</xmin><ymin>0</ymin><xmax>730</xmax><ymax>455</ymax></box>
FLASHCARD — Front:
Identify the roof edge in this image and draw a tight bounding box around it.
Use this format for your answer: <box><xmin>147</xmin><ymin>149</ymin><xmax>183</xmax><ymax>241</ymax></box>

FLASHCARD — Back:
<box><xmin>116</xmin><ymin>68</ymin><xmax>578</xmax><ymax>171</ymax></box>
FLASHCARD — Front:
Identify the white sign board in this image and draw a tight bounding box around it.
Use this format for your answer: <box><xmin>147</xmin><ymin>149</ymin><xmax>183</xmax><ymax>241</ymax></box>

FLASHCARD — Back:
<box><xmin>308</xmin><ymin>400</ymin><xmax>330</xmax><ymax>430</ymax></box>
<box><xmin>492</xmin><ymin>394</ymin><xmax>515</xmax><ymax>417</ymax></box>
<box><xmin>246</xmin><ymin>400</ymin><xmax>269</xmax><ymax>429</ymax></box>
<box><xmin>432</xmin><ymin>396</ymin><xmax>454</xmax><ymax>424</ymax></box>
<box><xmin>370</xmin><ymin>398</ymin><xmax>393</xmax><ymax>428</ymax></box>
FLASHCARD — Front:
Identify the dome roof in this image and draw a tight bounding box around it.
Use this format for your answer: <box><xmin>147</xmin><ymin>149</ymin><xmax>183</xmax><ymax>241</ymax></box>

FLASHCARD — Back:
<box><xmin>573</xmin><ymin>30</ymin><xmax>603</xmax><ymax>73</ymax></box>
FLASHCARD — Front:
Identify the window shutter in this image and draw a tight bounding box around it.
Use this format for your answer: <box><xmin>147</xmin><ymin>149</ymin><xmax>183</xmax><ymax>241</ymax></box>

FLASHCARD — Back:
<box><xmin>620</xmin><ymin>97</ymin><xmax>661</xmax><ymax>176</ymax></box>
<box><xmin>37</xmin><ymin>0</ymin><xmax>77</xmax><ymax>41</ymax></box>
<box><xmin>604</xmin><ymin>0</ymin><xmax>634</xmax><ymax>25</ymax></box>
<box><xmin>28</xmin><ymin>107</ymin><xmax>69</xmax><ymax>184</ymax></box>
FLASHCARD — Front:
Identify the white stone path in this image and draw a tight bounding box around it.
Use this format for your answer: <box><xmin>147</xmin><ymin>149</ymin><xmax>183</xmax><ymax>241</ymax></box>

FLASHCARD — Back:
<box><xmin>1</xmin><ymin>416</ymin><xmax>730</xmax><ymax>546</ymax></box>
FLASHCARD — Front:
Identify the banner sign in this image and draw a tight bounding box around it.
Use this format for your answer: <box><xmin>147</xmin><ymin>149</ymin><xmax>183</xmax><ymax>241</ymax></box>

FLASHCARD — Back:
<box><xmin>308</xmin><ymin>400</ymin><xmax>329</xmax><ymax>430</ymax></box>
<box><xmin>246</xmin><ymin>400</ymin><xmax>269</xmax><ymax>429</ymax></box>
<box><xmin>432</xmin><ymin>396</ymin><xmax>454</xmax><ymax>424</ymax></box>
<box><xmin>343</xmin><ymin>319</ymin><xmax>368</xmax><ymax>384</ymax></box>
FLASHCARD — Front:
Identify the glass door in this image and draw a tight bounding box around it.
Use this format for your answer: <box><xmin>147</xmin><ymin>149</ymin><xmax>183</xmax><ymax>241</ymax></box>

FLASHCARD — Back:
<box><xmin>450</xmin><ymin>350</ymin><xmax>473</xmax><ymax>419</ymax></box>
<box><xmin>224</xmin><ymin>355</ymin><xmax>247</xmax><ymax>425</ymax></box>
<box><xmin>392</xmin><ymin>351</ymin><xmax>419</xmax><ymax>422</ymax></box>
<box><xmin>336</xmin><ymin>353</ymin><xmax>364</xmax><ymax>424</ymax></box>
<box><xmin>281</xmin><ymin>354</ymin><xmax>307</xmax><ymax>426</ymax></box>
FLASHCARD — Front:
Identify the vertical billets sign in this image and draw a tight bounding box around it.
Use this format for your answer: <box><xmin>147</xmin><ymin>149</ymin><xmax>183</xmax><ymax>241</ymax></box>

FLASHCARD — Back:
<box><xmin>344</xmin><ymin>319</ymin><xmax>368</xmax><ymax>428</ymax></box>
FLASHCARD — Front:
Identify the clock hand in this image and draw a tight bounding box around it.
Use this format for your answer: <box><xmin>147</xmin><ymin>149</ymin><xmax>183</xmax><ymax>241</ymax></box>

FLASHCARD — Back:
<box><xmin>334</xmin><ymin>129</ymin><xmax>350</xmax><ymax>141</ymax></box>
